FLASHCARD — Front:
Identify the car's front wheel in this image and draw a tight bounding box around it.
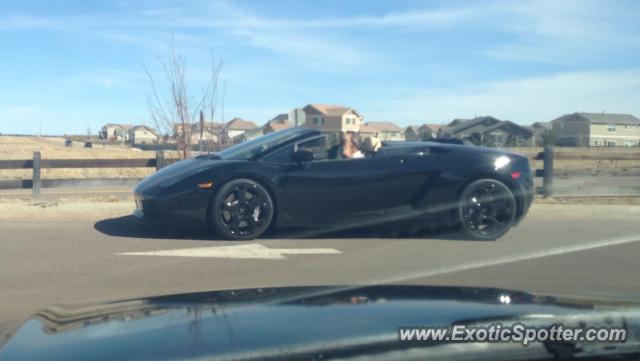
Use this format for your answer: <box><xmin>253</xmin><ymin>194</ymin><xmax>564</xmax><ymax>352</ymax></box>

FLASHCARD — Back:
<box><xmin>457</xmin><ymin>178</ymin><xmax>516</xmax><ymax>241</ymax></box>
<box><xmin>211</xmin><ymin>179</ymin><xmax>274</xmax><ymax>240</ymax></box>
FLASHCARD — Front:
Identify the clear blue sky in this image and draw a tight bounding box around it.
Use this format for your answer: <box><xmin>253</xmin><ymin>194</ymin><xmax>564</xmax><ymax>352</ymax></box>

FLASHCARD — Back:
<box><xmin>1</xmin><ymin>0</ymin><xmax>639</xmax><ymax>135</ymax></box>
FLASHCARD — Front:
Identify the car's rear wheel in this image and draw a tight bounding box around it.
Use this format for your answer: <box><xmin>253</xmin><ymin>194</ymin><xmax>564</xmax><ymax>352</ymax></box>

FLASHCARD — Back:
<box><xmin>211</xmin><ymin>179</ymin><xmax>274</xmax><ymax>240</ymax></box>
<box><xmin>458</xmin><ymin>178</ymin><xmax>516</xmax><ymax>241</ymax></box>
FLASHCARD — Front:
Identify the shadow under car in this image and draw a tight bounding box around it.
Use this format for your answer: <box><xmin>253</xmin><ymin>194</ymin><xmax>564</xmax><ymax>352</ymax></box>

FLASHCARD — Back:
<box><xmin>94</xmin><ymin>215</ymin><xmax>480</xmax><ymax>242</ymax></box>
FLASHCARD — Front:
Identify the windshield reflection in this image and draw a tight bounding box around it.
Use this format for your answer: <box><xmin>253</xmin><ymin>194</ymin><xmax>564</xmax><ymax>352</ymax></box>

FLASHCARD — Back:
<box><xmin>216</xmin><ymin>127</ymin><xmax>313</xmax><ymax>160</ymax></box>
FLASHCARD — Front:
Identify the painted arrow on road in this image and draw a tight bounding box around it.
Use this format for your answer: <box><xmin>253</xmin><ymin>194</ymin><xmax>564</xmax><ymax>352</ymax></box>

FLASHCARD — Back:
<box><xmin>117</xmin><ymin>243</ymin><xmax>342</xmax><ymax>260</ymax></box>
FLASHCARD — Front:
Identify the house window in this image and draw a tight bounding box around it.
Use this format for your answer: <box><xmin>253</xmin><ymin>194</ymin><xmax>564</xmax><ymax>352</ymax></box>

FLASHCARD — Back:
<box><xmin>624</xmin><ymin>140</ymin><xmax>636</xmax><ymax>147</ymax></box>
<box><xmin>314</xmin><ymin>116</ymin><xmax>325</xmax><ymax>125</ymax></box>
<box><xmin>606</xmin><ymin>140</ymin><xmax>617</xmax><ymax>147</ymax></box>
<box><xmin>607</xmin><ymin>124</ymin><xmax>616</xmax><ymax>132</ymax></box>
<box><xmin>491</xmin><ymin>134</ymin><xmax>503</xmax><ymax>144</ymax></box>
<box><xmin>592</xmin><ymin>140</ymin><xmax>602</xmax><ymax>146</ymax></box>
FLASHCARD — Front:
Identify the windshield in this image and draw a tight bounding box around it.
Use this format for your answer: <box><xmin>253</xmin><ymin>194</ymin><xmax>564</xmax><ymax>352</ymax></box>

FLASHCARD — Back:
<box><xmin>215</xmin><ymin>127</ymin><xmax>307</xmax><ymax>160</ymax></box>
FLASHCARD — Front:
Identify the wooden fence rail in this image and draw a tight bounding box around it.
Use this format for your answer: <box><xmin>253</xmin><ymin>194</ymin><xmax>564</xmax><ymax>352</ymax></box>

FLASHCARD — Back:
<box><xmin>0</xmin><ymin>151</ymin><xmax>167</xmax><ymax>199</ymax></box>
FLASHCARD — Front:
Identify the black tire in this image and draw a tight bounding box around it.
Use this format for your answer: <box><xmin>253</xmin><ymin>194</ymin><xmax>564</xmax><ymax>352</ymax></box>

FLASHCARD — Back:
<box><xmin>211</xmin><ymin>179</ymin><xmax>274</xmax><ymax>240</ymax></box>
<box><xmin>457</xmin><ymin>178</ymin><xmax>516</xmax><ymax>241</ymax></box>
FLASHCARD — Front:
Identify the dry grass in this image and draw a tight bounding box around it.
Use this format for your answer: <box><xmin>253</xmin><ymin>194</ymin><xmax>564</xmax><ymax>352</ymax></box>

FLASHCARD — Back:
<box><xmin>0</xmin><ymin>136</ymin><xmax>181</xmax><ymax>180</ymax></box>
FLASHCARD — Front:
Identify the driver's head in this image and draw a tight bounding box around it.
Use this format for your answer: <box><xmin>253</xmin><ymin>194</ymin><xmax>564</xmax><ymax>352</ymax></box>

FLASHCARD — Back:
<box><xmin>345</xmin><ymin>131</ymin><xmax>361</xmax><ymax>149</ymax></box>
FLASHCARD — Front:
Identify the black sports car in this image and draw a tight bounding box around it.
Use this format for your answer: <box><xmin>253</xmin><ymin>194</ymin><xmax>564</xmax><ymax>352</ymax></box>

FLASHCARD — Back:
<box><xmin>134</xmin><ymin>127</ymin><xmax>533</xmax><ymax>240</ymax></box>
<box><xmin>4</xmin><ymin>285</ymin><xmax>636</xmax><ymax>361</ymax></box>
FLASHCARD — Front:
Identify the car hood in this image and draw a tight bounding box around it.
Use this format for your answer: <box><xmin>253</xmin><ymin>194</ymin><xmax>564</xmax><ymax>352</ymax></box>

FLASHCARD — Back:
<box><xmin>2</xmin><ymin>285</ymin><xmax>639</xmax><ymax>361</ymax></box>
<box><xmin>135</xmin><ymin>158</ymin><xmax>244</xmax><ymax>197</ymax></box>
<box><xmin>135</xmin><ymin>158</ymin><xmax>212</xmax><ymax>193</ymax></box>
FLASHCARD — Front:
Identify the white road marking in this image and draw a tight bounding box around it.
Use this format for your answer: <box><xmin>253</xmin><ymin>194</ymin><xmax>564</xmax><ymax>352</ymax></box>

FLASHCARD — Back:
<box><xmin>263</xmin><ymin>234</ymin><xmax>640</xmax><ymax>304</ymax></box>
<box><xmin>117</xmin><ymin>243</ymin><xmax>342</xmax><ymax>260</ymax></box>
<box><xmin>375</xmin><ymin>234</ymin><xmax>640</xmax><ymax>284</ymax></box>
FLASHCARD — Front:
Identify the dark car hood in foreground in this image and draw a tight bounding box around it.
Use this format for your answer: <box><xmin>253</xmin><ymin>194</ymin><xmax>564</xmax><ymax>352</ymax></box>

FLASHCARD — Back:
<box><xmin>2</xmin><ymin>285</ymin><xmax>639</xmax><ymax>361</ymax></box>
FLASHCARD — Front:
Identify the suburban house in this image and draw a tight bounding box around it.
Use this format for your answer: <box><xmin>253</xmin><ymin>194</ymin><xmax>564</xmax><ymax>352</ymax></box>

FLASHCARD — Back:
<box><xmin>441</xmin><ymin>116</ymin><xmax>502</xmax><ymax>139</ymax></box>
<box><xmin>405</xmin><ymin>124</ymin><xmax>444</xmax><ymax>141</ymax></box>
<box><xmin>263</xmin><ymin>114</ymin><xmax>292</xmax><ymax>134</ymax></box>
<box><xmin>129</xmin><ymin>125</ymin><xmax>160</xmax><ymax>145</ymax></box>
<box><xmin>481</xmin><ymin>121</ymin><xmax>534</xmax><ymax>146</ymax></box>
<box><xmin>232</xmin><ymin>127</ymin><xmax>264</xmax><ymax>144</ymax></box>
<box><xmin>529</xmin><ymin>122</ymin><xmax>552</xmax><ymax>146</ymax></box>
<box><xmin>172</xmin><ymin>122</ymin><xmax>222</xmax><ymax>145</ymax></box>
<box><xmin>360</xmin><ymin>121</ymin><xmax>405</xmax><ymax>141</ymax></box>
<box><xmin>288</xmin><ymin>108</ymin><xmax>306</xmax><ymax>127</ymax></box>
<box><xmin>551</xmin><ymin>112</ymin><xmax>640</xmax><ymax>147</ymax></box>
<box><xmin>189</xmin><ymin>124</ymin><xmax>221</xmax><ymax>146</ymax></box>
<box><xmin>100</xmin><ymin>123</ymin><xmax>132</xmax><ymax>142</ymax></box>
<box><xmin>447</xmin><ymin>118</ymin><xmax>471</xmax><ymax>128</ymax></box>
<box><xmin>270</xmin><ymin>113</ymin><xmax>289</xmax><ymax>123</ymax></box>
<box><xmin>441</xmin><ymin>116</ymin><xmax>533</xmax><ymax>146</ymax></box>
<box><xmin>302</xmin><ymin>104</ymin><xmax>362</xmax><ymax>133</ymax></box>
<box><xmin>405</xmin><ymin>126</ymin><xmax>421</xmax><ymax>141</ymax></box>
<box><xmin>425</xmin><ymin>124</ymin><xmax>444</xmax><ymax>138</ymax></box>
<box><xmin>225</xmin><ymin>118</ymin><xmax>258</xmax><ymax>139</ymax></box>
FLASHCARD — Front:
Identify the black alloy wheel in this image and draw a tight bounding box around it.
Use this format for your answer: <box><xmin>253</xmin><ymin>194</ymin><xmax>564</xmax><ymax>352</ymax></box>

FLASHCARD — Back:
<box><xmin>211</xmin><ymin>179</ymin><xmax>274</xmax><ymax>240</ymax></box>
<box><xmin>458</xmin><ymin>178</ymin><xmax>516</xmax><ymax>240</ymax></box>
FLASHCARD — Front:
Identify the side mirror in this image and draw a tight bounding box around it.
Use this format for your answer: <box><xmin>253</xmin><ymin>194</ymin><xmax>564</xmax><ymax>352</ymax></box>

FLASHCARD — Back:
<box><xmin>292</xmin><ymin>149</ymin><xmax>314</xmax><ymax>163</ymax></box>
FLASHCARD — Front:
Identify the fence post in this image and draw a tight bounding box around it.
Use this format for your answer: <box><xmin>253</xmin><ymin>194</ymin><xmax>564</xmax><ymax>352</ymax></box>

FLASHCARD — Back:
<box><xmin>32</xmin><ymin>151</ymin><xmax>41</xmax><ymax>200</ymax></box>
<box><xmin>155</xmin><ymin>150</ymin><xmax>165</xmax><ymax>171</ymax></box>
<box><xmin>542</xmin><ymin>145</ymin><xmax>554</xmax><ymax>198</ymax></box>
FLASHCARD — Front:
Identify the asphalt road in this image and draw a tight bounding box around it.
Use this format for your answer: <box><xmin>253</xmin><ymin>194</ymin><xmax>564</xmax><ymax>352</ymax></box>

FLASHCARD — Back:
<box><xmin>2</xmin><ymin>204</ymin><xmax>640</xmax><ymax>347</ymax></box>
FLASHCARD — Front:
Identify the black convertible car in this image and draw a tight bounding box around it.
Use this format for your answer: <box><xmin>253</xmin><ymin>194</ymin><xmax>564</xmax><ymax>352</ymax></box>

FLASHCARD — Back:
<box><xmin>134</xmin><ymin>127</ymin><xmax>533</xmax><ymax>240</ymax></box>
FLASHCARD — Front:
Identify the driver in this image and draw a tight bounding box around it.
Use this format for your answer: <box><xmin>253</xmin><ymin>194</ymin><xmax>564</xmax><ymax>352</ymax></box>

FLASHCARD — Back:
<box><xmin>341</xmin><ymin>131</ymin><xmax>364</xmax><ymax>159</ymax></box>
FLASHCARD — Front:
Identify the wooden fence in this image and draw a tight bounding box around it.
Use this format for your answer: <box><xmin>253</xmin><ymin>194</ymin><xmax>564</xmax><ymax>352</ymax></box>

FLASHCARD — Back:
<box><xmin>1</xmin><ymin>146</ymin><xmax>637</xmax><ymax>199</ymax></box>
<box><xmin>0</xmin><ymin>151</ymin><xmax>167</xmax><ymax>199</ymax></box>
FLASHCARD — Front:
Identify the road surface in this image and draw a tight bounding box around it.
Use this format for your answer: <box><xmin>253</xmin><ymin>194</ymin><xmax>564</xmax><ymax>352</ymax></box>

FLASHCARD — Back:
<box><xmin>1</xmin><ymin>202</ymin><xmax>640</xmax><ymax>347</ymax></box>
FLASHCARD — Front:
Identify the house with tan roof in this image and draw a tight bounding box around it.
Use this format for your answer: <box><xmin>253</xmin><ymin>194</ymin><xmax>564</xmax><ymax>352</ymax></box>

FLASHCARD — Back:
<box><xmin>360</xmin><ymin>121</ymin><xmax>405</xmax><ymax>141</ymax></box>
<box><xmin>262</xmin><ymin>118</ymin><xmax>292</xmax><ymax>134</ymax></box>
<box><xmin>225</xmin><ymin>118</ymin><xmax>258</xmax><ymax>139</ymax></box>
<box><xmin>302</xmin><ymin>104</ymin><xmax>362</xmax><ymax>132</ymax></box>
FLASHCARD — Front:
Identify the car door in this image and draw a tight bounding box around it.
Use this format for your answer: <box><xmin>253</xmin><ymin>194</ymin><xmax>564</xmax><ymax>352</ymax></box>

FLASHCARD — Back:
<box><xmin>374</xmin><ymin>146</ymin><xmax>443</xmax><ymax>208</ymax></box>
<box><xmin>277</xmin><ymin>156</ymin><xmax>405</xmax><ymax>227</ymax></box>
<box><xmin>268</xmin><ymin>136</ymin><xmax>400</xmax><ymax>227</ymax></box>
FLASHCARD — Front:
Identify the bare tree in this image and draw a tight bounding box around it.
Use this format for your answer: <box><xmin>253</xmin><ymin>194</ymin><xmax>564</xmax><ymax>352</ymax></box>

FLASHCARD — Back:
<box><xmin>145</xmin><ymin>39</ymin><xmax>223</xmax><ymax>158</ymax></box>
